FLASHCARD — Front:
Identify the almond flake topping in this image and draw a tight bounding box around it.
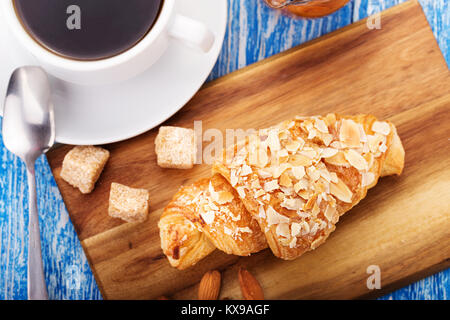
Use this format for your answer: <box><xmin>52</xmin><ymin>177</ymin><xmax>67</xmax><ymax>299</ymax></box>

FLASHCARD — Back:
<box><xmin>306</xmin><ymin>166</ymin><xmax>321</xmax><ymax>182</ymax></box>
<box><xmin>321</xmin><ymin>148</ymin><xmax>338</xmax><ymax>158</ymax></box>
<box><xmin>289</xmin><ymin>237</ymin><xmax>297</xmax><ymax>248</ymax></box>
<box><xmin>266</xmin><ymin>206</ymin><xmax>290</xmax><ymax>226</ymax></box>
<box><xmin>264</xmin><ymin>180</ymin><xmax>279</xmax><ymax>192</ymax></box>
<box><xmin>289</xmin><ymin>154</ymin><xmax>313</xmax><ymax>167</ymax></box>
<box><xmin>281</xmin><ymin>197</ymin><xmax>303</xmax><ymax>211</ymax></box>
<box><xmin>291</xmin><ymin>222</ymin><xmax>302</xmax><ymax>237</ymax></box>
<box><xmin>314</xmin><ymin>119</ymin><xmax>329</xmax><ymax>133</ymax></box>
<box><xmin>258</xmin><ymin>169</ymin><xmax>272</xmax><ymax>179</ymax></box>
<box><xmin>279</xmin><ymin>172</ymin><xmax>293</xmax><ymax>187</ymax></box>
<box><xmin>240</xmin><ymin>164</ymin><xmax>253</xmax><ymax>176</ymax></box>
<box><xmin>236</xmin><ymin>187</ymin><xmax>246</xmax><ymax>198</ymax></box>
<box><xmin>230</xmin><ymin>170</ymin><xmax>238</xmax><ymax>187</ymax></box>
<box><xmin>254</xmin><ymin>189</ymin><xmax>265</xmax><ymax>198</ymax></box>
<box><xmin>324</xmin><ymin>205</ymin><xmax>337</xmax><ymax>222</ymax></box>
<box><xmin>276</xmin><ymin>223</ymin><xmax>290</xmax><ymax>238</ymax></box>
<box><xmin>291</xmin><ymin>166</ymin><xmax>306</xmax><ymax>180</ymax></box>
<box><xmin>330</xmin><ymin>178</ymin><xmax>353</xmax><ymax>203</ymax></box>
<box><xmin>324</xmin><ymin>152</ymin><xmax>349</xmax><ymax>167</ymax></box>
<box><xmin>372</xmin><ymin>121</ymin><xmax>391</xmax><ymax>136</ymax></box>
<box><xmin>361</xmin><ymin>172</ymin><xmax>375</xmax><ymax>187</ymax></box>
<box><xmin>294</xmin><ymin>179</ymin><xmax>309</xmax><ymax>193</ymax></box>
<box><xmin>200</xmin><ymin>211</ymin><xmax>215</xmax><ymax>225</ymax></box>
<box><xmin>339</xmin><ymin>119</ymin><xmax>361</xmax><ymax>148</ymax></box>
<box><xmin>258</xmin><ymin>205</ymin><xmax>266</xmax><ymax>219</ymax></box>
<box><xmin>267</xmin><ymin>129</ymin><xmax>281</xmax><ymax>152</ymax></box>
<box><xmin>272</xmin><ymin>163</ymin><xmax>292</xmax><ymax>178</ymax></box>
<box><xmin>285</xmin><ymin>140</ymin><xmax>302</xmax><ymax>153</ymax></box>
<box><xmin>344</xmin><ymin>149</ymin><xmax>368</xmax><ymax>171</ymax></box>
<box><xmin>224</xmin><ymin>226</ymin><xmax>232</xmax><ymax>235</ymax></box>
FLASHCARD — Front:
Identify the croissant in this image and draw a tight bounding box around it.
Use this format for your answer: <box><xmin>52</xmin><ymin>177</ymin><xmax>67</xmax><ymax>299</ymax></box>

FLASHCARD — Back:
<box><xmin>158</xmin><ymin>114</ymin><xmax>405</xmax><ymax>269</ymax></box>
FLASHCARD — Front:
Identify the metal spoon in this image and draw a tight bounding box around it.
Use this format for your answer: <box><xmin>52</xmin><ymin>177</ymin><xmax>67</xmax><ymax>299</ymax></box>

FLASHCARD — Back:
<box><xmin>2</xmin><ymin>66</ymin><xmax>55</xmax><ymax>300</ymax></box>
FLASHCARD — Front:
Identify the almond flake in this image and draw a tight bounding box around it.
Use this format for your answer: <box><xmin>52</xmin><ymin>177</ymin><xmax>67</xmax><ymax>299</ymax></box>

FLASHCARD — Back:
<box><xmin>301</xmin><ymin>221</ymin><xmax>310</xmax><ymax>234</ymax></box>
<box><xmin>291</xmin><ymin>222</ymin><xmax>302</xmax><ymax>237</ymax></box>
<box><xmin>324</xmin><ymin>152</ymin><xmax>349</xmax><ymax>167</ymax></box>
<box><xmin>254</xmin><ymin>189</ymin><xmax>265</xmax><ymax>198</ymax></box>
<box><xmin>236</xmin><ymin>187</ymin><xmax>246</xmax><ymax>198</ymax></box>
<box><xmin>251</xmin><ymin>179</ymin><xmax>261</xmax><ymax>189</ymax></box>
<box><xmin>344</xmin><ymin>149</ymin><xmax>368</xmax><ymax>171</ymax></box>
<box><xmin>266</xmin><ymin>206</ymin><xmax>290</xmax><ymax>225</ymax></box>
<box><xmin>368</xmin><ymin>134</ymin><xmax>386</xmax><ymax>153</ymax></box>
<box><xmin>358</xmin><ymin>124</ymin><xmax>368</xmax><ymax>142</ymax></box>
<box><xmin>201</xmin><ymin>211</ymin><xmax>215</xmax><ymax>225</ymax></box>
<box><xmin>330</xmin><ymin>178</ymin><xmax>353</xmax><ymax>203</ymax></box>
<box><xmin>324</xmin><ymin>205</ymin><xmax>337</xmax><ymax>222</ymax></box>
<box><xmin>339</xmin><ymin>119</ymin><xmax>361</xmax><ymax>148</ymax></box>
<box><xmin>321</xmin><ymin>148</ymin><xmax>338</xmax><ymax>158</ymax></box>
<box><xmin>321</xmin><ymin>134</ymin><xmax>333</xmax><ymax>146</ymax></box>
<box><xmin>276</xmin><ymin>223</ymin><xmax>290</xmax><ymax>238</ymax></box>
<box><xmin>280</xmin><ymin>186</ymin><xmax>294</xmax><ymax>195</ymax></box>
<box><xmin>240</xmin><ymin>164</ymin><xmax>253</xmax><ymax>176</ymax></box>
<box><xmin>281</xmin><ymin>198</ymin><xmax>303</xmax><ymax>211</ymax></box>
<box><xmin>216</xmin><ymin>191</ymin><xmax>234</xmax><ymax>204</ymax></box>
<box><xmin>258</xmin><ymin>206</ymin><xmax>266</xmax><ymax>219</ymax></box>
<box><xmin>306</xmin><ymin>166</ymin><xmax>321</xmax><ymax>182</ymax></box>
<box><xmin>294</xmin><ymin>179</ymin><xmax>309</xmax><ymax>193</ymax></box>
<box><xmin>267</xmin><ymin>129</ymin><xmax>281</xmax><ymax>152</ymax></box>
<box><xmin>291</xmin><ymin>166</ymin><xmax>306</xmax><ymax>180</ymax></box>
<box><xmin>230</xmin><ymin>170</ymin><xmax>238</xmax><ymax>187</ymax></box>
<box><xmin>272</xmin><ymin>163</ymin><xmax>292</xmax><ymax>178</ymax></box>
<box><xmin>238</xmin><ymin>227</ymin><xmax>252</xmax><ymax>234</ymax></box>
<box><xmin>314</xmin><ymin>119</ymin><xmax>329</xmax><ymax>133</ymax></box>
<box><xmin>298</xmin><ymin>149</ymin><xmax>317</xmax><ymax>159</ymax></box>
<box><xmin>289</xmin><ymin>154</ymin><xmax>313</xmax><ymax>167</ymax></box>
<box><xmin>285</xmin><ymin>140</ymin><xmax>301</xmax><ymax>153</ymax></box>
<box><xmin>264</xmin><ymin>180</ymin><xmax>279</xmax><ymax>192</ymax></box>
<box><xmin>330</xmin><ymin>172</ymin><xmax>338</xmax><ymax>183</ymax></box>
<box><xmin>372</xmin><ymin>121</ymin><xmax>391</xmax><ymax>136</ymax></box>
<box><xmin>224</xmin><ymin>226</ymin><xmax>233</xmax><ymax>235</ymax></box>
<box><xmin>258</xmin><ymin>169</ymin><xmax>272</xmax><ymax>179</ymax></box>
<box><xmin>279</xmin><ymin>172</ymin><xmax>293</xmax><ymax>187</ymax></box>
<box><xmin>312</xmin><ymin>203</ymin><xmax>320</xmax><ymax>216</ymax></box>
<box><xmin>361</xmin><ymin>172</ymin><xmax>375</xmax><ymax>187</ymax></box>
<box><xmin>307</xmin><ymin>129</ymin><xmax>317</xmax><ymax>140</ymax></box>
<box><xmin>289</xmin><ymin>237</ymin><xmax>297</xmax><ymax>248</ymax></box>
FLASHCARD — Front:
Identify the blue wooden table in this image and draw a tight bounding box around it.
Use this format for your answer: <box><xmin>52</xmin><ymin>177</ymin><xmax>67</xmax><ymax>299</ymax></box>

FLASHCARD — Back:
<box><xmin>0</xmin><ymin>0</ymin><xmax>448</xmax><ymax>300</ymax></box>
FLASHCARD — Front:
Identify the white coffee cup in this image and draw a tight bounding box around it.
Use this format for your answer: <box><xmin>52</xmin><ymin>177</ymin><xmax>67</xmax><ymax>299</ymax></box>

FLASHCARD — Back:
<box><xmin>1</xmin><ymin>0</ymin><xmax>215</xmax><ymax>85</ymax></box>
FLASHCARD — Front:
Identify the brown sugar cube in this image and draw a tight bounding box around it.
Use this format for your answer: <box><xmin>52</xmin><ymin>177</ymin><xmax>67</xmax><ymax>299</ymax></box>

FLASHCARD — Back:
<box><xmin>108</xmin><ymin>183</ymin><xmax>150</xmax><ymax>223</ymax></box>
<box><xmin>60</xmin><ymin>145</ymin><xmax>110</xmax><ymax>194</ymax></box>
<box><xmin>155</xmin><ymin>126</ymin><xmax>196</xmax><ymax>169</ymax></box>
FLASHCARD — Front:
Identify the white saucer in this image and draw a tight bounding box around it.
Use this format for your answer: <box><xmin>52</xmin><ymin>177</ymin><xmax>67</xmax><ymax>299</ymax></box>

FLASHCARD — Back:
<box><xmin>0</xmin><ymin>0</ymin><xmax>227</xmax><ymax>145</ymax></box>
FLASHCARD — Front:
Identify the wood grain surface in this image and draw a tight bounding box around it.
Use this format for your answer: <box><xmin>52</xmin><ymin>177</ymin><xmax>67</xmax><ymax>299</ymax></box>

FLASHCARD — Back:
<box><xmin>45</xmin><ymin>0</ymin><xmax>450</xmax><ymax>300</ymax></box>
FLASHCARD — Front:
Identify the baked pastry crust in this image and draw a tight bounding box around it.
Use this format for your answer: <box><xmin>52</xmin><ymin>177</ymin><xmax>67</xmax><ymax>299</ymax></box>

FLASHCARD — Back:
<box><xmin>159</xmin><ymin>174</ymin><xmax>267</xmax><ymax>270</ymax></box>
<box><xmin>159</xmin><ymin>114</ymin><xmax>405</xmax><ymax>267</ymax></box>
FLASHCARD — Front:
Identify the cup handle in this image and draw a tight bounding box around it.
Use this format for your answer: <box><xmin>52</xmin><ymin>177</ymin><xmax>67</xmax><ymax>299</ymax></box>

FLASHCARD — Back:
<box><xmin>168</xmin><ymin>14</ymin><xmax>215</xmax><ymax>52</ymax></box>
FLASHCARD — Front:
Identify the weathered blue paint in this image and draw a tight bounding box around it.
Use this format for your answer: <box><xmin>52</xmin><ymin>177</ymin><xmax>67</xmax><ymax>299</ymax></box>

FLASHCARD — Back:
<box><xmin>0</xmin><ymin>0</ymin><xmax>448</xmax><ymax>300</ymax></box>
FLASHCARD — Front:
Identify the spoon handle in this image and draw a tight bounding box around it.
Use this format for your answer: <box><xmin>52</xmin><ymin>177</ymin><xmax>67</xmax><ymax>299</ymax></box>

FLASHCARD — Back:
<box><xmin>26</xmin><ymin>163</ymin><xmax>49</xmax><ymax>300</ymax></box>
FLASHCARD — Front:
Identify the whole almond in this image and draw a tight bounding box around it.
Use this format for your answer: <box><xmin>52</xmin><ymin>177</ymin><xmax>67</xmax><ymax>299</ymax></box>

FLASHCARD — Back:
<box><xmin>198</xmin><ymin>270</ymin><xmax>221</xmax><ymax>300</ymax></box>
<box><xmin>238</xmin><ymin>267</ymin><xmax>264</xmax><ymax>300</ymax></box>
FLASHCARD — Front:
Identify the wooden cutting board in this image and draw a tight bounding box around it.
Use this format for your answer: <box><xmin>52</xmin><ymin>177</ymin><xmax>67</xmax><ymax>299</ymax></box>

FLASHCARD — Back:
<box><xmin>46</xmin><ymin>0</ymin><xmax>450</xmax><ymax>300</ymax></box>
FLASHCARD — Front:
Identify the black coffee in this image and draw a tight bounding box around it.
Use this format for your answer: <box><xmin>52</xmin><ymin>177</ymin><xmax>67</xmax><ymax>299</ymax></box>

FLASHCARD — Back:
<box><xmin>13</xmin><ymin>0</ymin><xmax>163</xmax><ymax>60</ymax></box>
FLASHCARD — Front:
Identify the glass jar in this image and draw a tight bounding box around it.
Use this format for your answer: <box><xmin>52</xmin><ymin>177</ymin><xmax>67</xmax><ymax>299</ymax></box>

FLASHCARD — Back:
<box><xmin>265</xmin><ymin>0</ymin><xmax>350</xmax><ymax>18</ymax></box>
